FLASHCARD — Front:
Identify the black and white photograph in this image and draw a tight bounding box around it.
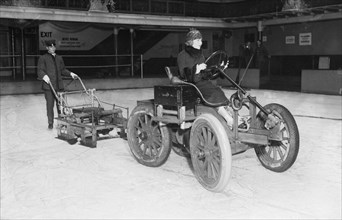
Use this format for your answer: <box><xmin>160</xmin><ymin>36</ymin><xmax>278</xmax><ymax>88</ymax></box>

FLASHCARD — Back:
<box><xmin>0</xmin><ymin>0</ymin><xmax>341</xmax><ymax>219</ymax></box>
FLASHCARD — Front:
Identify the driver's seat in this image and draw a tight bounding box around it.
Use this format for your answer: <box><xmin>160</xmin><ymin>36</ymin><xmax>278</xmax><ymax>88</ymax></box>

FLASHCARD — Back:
<box><xmin>165</xmin><ymin>66</ymin><xmax>174</xmax><ymax>81</ymax></box>
<box><xmin>155</xmin><ymin>67</ymin><xmax>199</xmax><ymax>116</ymax></box>
<box><xmin>164</xmin><ymin>66</ymin><xmax>228</xmax><ymax>108</ymax></box>
<box><xmin>164</xmin><ymin>66</ymin><xmax>187</xmax><ymax>84</ymax></box>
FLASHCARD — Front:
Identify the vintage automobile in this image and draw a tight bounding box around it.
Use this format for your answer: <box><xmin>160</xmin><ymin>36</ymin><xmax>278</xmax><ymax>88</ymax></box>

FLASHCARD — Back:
<box><xmin>126</xmin><ymin>50</ymin><xmax>300</xmax><ymax>192</ymax></box>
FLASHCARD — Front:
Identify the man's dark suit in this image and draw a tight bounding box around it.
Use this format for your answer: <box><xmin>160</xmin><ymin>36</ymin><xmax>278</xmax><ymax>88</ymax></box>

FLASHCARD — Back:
<box><xmin>37</xmin><ymin>53</ymin><xmax>71</xmax><ymax>125</ymax></box>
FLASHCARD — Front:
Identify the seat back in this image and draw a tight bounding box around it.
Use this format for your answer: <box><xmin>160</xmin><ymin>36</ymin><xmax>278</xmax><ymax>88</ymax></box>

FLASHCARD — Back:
<box><xmin>164</xmin><ymin>66</ymin><xmax>227</xmax><ymax>107</ymax></box>
<box><xmin>165</xmin><ymin>66</ymin><xmax>186</xmax><ymax>84</ymax></box>
<box><xmin>165</xmin><ymin>66</ymin><xmax>173</xmax><ymax>80</ymax></box>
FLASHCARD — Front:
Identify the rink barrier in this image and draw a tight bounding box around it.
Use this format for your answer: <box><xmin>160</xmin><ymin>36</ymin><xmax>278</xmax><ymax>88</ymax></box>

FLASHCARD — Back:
<box><xmin>301</xmin><ymin>69</ymin><xmax>342</xmax><ymax>95</ymax></box>
<box><xmin>217</xmin><ymin>68</ymin><xmax>260</xmax><ymax>89</ymax></box>
<box><xmin>0</xmin><ymin>78</ymin><xmax>170</xmax><ymax>95</ymax></box>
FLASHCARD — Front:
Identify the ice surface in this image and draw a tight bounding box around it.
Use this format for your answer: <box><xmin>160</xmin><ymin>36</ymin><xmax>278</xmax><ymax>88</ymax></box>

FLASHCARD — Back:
<box><xmin>1</xmin><ymin>88</ymin><xmax>341</xmax><ymax>219</ymax></box>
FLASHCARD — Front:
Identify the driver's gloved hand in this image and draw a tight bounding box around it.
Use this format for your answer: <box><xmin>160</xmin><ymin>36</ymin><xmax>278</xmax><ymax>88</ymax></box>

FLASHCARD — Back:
<box><xmin>219</xmin><ymin>72</ymin><xmax>225</xmax><ymax>79</ymax></box>
<box><xmin>201</xmin><ymin>69</ymin><xmax>213</xmax><ymax>80</ymax></box>
<box><xmin>211</xmin><ymin>69</ymin><xmax>222</xmax><ymax>79</ymax></box>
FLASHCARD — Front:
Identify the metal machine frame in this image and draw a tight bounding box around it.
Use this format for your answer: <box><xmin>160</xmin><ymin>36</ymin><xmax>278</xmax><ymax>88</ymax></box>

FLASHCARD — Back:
<box><xmin>50</xmin><ymin>76</ymin><xmax>128</xmax><ymax>148</ymax></box>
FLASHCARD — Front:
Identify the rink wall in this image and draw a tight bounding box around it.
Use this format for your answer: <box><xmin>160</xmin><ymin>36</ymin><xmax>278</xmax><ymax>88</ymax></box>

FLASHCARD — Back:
<box><xmin>217</xmin><ymin>68</ymin><xmax>260</xmax><ymax>89</ymax></box>
<box><xmin>301</xmin><ymin>70</ymin><xmax>342</xmax><ymax>95</ymax></box>
<box><xmin>0</xmin><ymin>78</ymin><xmax>170</xmax><ymax>95</ymax></box>
<box><xmin>0</xmin><ymin>69</ymin><xmax>260</xmax><ymax>95</ymax></box>
<box><xmin>1</xmin><ymin>69</ymin><xmax>342</xmax><ymax>95</ymax></box>
<box><xmin>0</xmin><ymin>69</ymin><xmax>260</xmax><ymax>96</ymax></box>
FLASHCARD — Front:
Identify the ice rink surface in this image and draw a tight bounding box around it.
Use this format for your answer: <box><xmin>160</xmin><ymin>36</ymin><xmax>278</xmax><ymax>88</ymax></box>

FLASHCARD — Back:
<box><xmin>1</xmin><ymin>88</ymin><xmax>341</xmax><ymax>219</ymax></box>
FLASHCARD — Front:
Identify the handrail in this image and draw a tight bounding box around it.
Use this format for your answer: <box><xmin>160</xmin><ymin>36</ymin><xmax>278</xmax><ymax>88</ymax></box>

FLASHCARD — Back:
<box><xmin>0</xmin><ymin>54</ymin><xmax>140</xmax><ymax>58</ymax></box>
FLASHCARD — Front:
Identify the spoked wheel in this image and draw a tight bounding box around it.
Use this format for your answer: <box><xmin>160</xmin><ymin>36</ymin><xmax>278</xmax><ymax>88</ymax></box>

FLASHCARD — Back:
<box><xmin>127</xmin><ymin>105</ymin><xmax>171</xmax><ymax>167</ymax></box>
<box><xmin>190</xmin><ymin>114</ymin><xmax>231</xmax><ymax>192</ymax></box>
<box><xmin>255</xmin><ymin>103</ymin><xmax>300</xmax><ymax>172</ymax></box>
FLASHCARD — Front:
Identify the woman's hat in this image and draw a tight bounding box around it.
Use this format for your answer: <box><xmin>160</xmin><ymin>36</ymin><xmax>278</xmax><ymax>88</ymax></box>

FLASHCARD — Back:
<box><xmin>185</xmin><ymin>28</ymin><xmax>202</xmax><ymax>44</ymax></box>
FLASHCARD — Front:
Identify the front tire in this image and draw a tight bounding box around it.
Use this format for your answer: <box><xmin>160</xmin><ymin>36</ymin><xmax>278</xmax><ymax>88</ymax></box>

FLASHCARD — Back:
<box><xmin>190</xmin><ymin>114</ymin><xmax>232</xmax><ymax>192</ymax></box>
<box><xmin>255</xmin><ymin>103</ymin><xmax>300</xmax><ymax>172</ymax></box>
<box><xmin>127</xmin><ymin>105</ymin><xmax>171</xmax><ymax>167</ymax></box>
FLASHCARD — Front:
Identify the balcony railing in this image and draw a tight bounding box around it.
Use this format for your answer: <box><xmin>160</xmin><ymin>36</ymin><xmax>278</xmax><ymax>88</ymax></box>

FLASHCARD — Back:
<box><xmin>0</xmin><ymin>0</ymin><xmax>280</xmax><ymax>18</ymax></box>
<box><xmin>1</xmin><ymin>0</ymin><xmax>341</xmax><ymax>18</ymax></box>
<box><xmin>0</xmin><ymin>0</ymin><xmax>341</xmax><ymax>18</ymax></box>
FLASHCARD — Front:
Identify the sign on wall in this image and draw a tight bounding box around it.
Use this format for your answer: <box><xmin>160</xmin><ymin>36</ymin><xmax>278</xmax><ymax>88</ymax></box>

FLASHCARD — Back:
<box><xmin>299</xmin><ymin>33</ymin><xmax>312</xmax><ymax>46</ymax></box>
<box><xmin>285</xmin><ymin>36</ymin><xmax>295</xmax><ymax>44</ymax></box>
<box><xmin>39</xmin><ymin>22</ymin><xmax>112</xmax><ymax>50</ymax></box>
<box><xmin>318</xmin><ymin>56</ymin><xmax>330</xmax><ymax>69</ymax></box>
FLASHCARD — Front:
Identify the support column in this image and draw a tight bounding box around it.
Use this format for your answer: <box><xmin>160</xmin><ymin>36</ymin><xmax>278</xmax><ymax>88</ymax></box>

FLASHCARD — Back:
<box><xmin>257</xmin><ymin>20</ymin><xmax>263</xmax><ymax>41</ymax></box>
<box><xmin>20</xmin><ymin>27</ymin><xmax>26</xmax><ymax>80</ymax></box>
<box><xmin>130</xmin><ymin>28</ymin><xmax>134</xmax><ymax>77</ymax></box>
<box><xmin>140</xmin><ymin>54</ymin><xmax>143</xmax><ymax>79</ymax></box>
<box><xmin>114</xmin><ymin>28</ymin><xmax>119</xmax><ymax>77</ymax></box>
<box><xmin>258</xmin><ymin>20</ymin><xmax>271</xmax><ymax>80</ymax></box>
<box><xmin>11</xmin><ymin>27</ymin><xmax>16</xmax><ymax>80</ymax></box>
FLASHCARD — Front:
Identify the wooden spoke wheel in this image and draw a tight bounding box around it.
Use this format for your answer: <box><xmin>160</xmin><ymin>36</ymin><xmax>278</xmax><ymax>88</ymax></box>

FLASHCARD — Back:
<box><xmin>127</xmin><ymin>105</ymin><xmax>171</xmax><ymax>167</ymax></box>
<box><xmin>190</xmin><ymin>114</ymin><xmax>232</xmax><ymax>192</ymax></box>
<box><xmin>255</xmin><ymin>103</ymin><xmax>300</xmax><ymax>172</ymax></box>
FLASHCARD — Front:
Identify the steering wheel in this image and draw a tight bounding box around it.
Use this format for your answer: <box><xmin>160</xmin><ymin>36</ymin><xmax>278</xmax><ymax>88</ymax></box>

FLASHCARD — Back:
<box><xmin>204</xmin><ymin>50</ymin><xmax>229</xmax><ymax>80</ymax></box>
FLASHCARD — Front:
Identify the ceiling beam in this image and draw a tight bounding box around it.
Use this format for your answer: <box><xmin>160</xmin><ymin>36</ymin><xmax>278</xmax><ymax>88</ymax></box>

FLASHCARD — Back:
<box><xmin>262</xmin><ymin>11</ymin><xmax>342</xmax><ymax>26</ymax></box>
<box><xmin>0</xmin><ymin>6</ymin><xmax>245</xmax><ymax>29</ymax></box>
<box><xmin>1</xmin><ymin>5</ymin><xmax>341</xmax><ymax>30</ymax></box>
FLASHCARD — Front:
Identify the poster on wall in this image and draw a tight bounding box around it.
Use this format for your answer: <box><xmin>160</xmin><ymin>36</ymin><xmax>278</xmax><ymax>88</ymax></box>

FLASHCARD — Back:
<box><xmin>299</xmin><ymin>33</ymin><xmax>312</xmax><ymax>46</ymax></box>
<box><xmin>39</xmin><ymin>22</ymin><xmax>112</xmax><ymax>50</ymax></box>
<box><xmin>318</xmin><ymin>57</ymin><xmax>330</xmax><ymax>69</ymax></box>
<box><xmin>285</xmin><ymin>36</ymin><xmax>295</xmax><ymax>44</ymax></box>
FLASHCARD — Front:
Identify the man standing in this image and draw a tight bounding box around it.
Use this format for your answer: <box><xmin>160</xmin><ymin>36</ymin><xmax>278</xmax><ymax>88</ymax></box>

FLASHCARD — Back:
<box><xmin>236</xmin><ymin>41</ymin><xmax>254</xmax><ymax>83</ymax></box>
<box><xmin>37</xmin><ymin>39</ymin><xmax>78</xmax><ymax>129</ymax></box>
<box><xmin>255</xmin><ymin>39</ymin><xmax>270</xmax><ymax>77</ymax></box>
<box><xmin>239</xmin><ymin>41</ymin><xmax>254</xmax><ymax>68</ymax></box>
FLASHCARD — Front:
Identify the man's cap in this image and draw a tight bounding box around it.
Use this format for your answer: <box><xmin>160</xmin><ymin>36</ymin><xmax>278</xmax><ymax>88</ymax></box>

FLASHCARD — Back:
<box><xmin>45</xmin><ymin>39</ymin><xmax>56</xmax><ymax>47</ymax></box>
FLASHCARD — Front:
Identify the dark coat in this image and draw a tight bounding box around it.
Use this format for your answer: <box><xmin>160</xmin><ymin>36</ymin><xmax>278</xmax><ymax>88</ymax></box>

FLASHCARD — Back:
<box><xmin>255</xmin><ymin>44</ymin><xmax>269</xmax><ymax>63</ymax></box>
<box><xmin>37</xmin><ymin>53</ymin><xmax>71</xmax><ymax>91</ymax></box>
<box><xmin>177</xmin><ymin>45</ymin><xmax>228</xmax><ymax>105</ymax></box>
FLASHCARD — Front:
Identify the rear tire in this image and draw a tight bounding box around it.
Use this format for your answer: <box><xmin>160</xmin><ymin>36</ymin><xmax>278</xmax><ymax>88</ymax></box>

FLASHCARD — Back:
<box><xmin>127</xmin><ymin>105</ymin><xmax>171</xmax><ymax>167</ymax></box>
